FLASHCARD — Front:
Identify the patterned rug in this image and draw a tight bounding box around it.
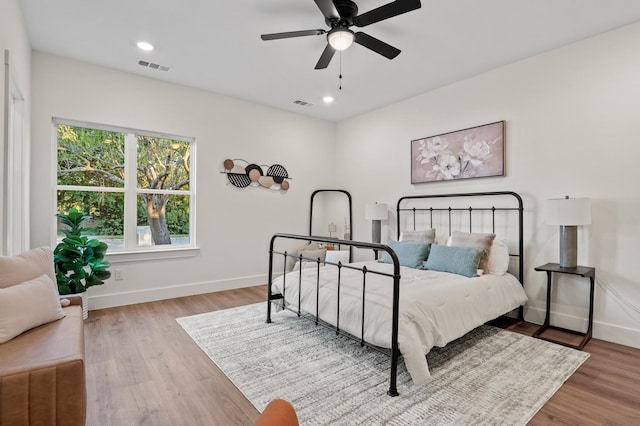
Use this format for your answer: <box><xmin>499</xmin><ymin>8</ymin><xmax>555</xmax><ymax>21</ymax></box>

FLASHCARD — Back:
<box><xmin>177</xmin><ymin>303</ymin><xmax>589</xmax><ymax>425</ymax></box>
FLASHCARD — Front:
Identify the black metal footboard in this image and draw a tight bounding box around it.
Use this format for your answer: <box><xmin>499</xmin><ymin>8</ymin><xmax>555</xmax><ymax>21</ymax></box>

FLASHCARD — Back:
<box><xmin>267</xmin><ymin>233</ymin><xmax>402</xmax><ymax>397</ymax></box>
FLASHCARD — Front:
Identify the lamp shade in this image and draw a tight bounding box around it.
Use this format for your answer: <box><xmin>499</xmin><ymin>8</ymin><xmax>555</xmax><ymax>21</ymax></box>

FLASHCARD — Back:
<box><xmin>547</xmin><ymin>197</ymin><xmax>591</xmax><ymax>226</ymax></box>
<box><xmin>365</xmin><ymin>203</ymin><xmax>388</xmax><ymax>221</ymax></box>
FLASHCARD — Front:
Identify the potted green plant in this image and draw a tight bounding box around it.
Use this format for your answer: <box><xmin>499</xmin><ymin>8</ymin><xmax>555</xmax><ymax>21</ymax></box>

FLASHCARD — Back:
<box><xmin>54</xmin><ymin>208</ymin><xmax>111</xmax><ymax>318</ymax></box>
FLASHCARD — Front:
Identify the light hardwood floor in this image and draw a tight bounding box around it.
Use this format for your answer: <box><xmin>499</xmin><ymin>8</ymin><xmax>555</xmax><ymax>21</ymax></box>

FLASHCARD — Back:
<box><xmin>85</xmin><ymin>286</ymin><xmax>640</xmax><ymax>425</ymax></box>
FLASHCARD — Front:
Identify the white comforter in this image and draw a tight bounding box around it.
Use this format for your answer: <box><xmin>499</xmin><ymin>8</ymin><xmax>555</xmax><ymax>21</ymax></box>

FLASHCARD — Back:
<box><xmin>271</xmin><ymin>261</ymin><xmax>528</xmax><ymax>385</ymax></box>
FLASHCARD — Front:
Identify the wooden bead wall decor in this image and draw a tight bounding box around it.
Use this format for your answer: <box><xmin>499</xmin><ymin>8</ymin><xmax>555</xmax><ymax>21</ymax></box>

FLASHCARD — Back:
<box><xmin>248</xmin><ymin>168</ymin><xmax>262</xmax><ymax>182</ymax></box>
<box><xmin>222</xmin><ymin>158</ymin><xmax>291</xmax><ymax>192</ymax></box>
<box><xmin>259</xmin><ymin>176</ymin><xmax>274</xmax><ymax>188</ymax></box>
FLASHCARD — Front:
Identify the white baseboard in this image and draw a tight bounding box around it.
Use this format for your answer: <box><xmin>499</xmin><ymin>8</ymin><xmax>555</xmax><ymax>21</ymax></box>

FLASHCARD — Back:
<box><xmin>87</xmin><ymin>274</ymin><xmax>267</xmax><ymax>311</ymax></box>
<box><xmin>89</xmin><ymin>285</ymin><xmax>640</xmax><ymax>350</ymax></box>
<box><xmin>525</xmin><ymin>306</ymin><xmax>640</xmax><ymax>350</ymax></box>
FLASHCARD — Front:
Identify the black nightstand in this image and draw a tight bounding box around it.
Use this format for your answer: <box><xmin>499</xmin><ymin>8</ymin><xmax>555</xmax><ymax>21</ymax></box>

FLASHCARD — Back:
<box><xmin>533</xmin><ymin>263</ymin><xmax>595</xmax><ymax>350</ymax></box>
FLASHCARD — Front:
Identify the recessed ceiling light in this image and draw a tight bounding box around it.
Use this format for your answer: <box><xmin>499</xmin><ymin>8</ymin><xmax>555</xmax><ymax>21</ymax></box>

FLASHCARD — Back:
<box><xmin>323</xmin><ymin>96</ymin><xmax>334</xmax><ymax>104</ymax></box>
<box><xmin>137</xmin><ymin>41</ymin><xmax>154</xmax><ymax>51</ymax></box>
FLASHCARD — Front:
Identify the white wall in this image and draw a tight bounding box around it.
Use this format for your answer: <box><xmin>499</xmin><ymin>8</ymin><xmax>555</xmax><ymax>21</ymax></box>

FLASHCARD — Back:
<box><xmin>335</xmin><ymin>22</ymin><xmax>640</xmax><ymax>348</ymax></box>
<box><xmin>26</xmin><ymin>19</ymin><xmax>640</xmax><ymax>349</ymax></box>
<box><xmin>30</xmin><ymin>53</ymin><xmax>336</xmax><ymax>309</ymax></box>
<box><xmin>0</xmin><ymin>0</ymin><xmax>31</xmax><ymax>255</ymax></box>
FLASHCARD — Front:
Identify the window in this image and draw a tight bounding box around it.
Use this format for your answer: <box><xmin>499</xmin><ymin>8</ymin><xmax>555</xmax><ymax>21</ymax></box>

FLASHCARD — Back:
<box><xmin>55</xmin><ymin>120</ymin><xmax>195</xmax><ymax>252</ymax></box>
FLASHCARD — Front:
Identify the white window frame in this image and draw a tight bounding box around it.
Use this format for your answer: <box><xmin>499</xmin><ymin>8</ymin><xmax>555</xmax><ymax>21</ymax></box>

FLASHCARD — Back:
<box><xmin>52</xmin><ymin>118</ymin><xmax>198</xmax><ymax>261</ymax></box>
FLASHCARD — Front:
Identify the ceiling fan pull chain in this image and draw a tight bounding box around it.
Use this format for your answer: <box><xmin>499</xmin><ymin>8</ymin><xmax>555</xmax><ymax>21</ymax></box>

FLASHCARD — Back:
<box><xmin>339</xmin><ymin>52</ymin><xmax>343</xmax><ymax>90</ymax></box>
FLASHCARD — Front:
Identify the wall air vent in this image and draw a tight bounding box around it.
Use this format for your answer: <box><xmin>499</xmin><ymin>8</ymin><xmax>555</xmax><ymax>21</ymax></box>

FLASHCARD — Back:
<box><xmin>138</xmin><ymin>60</ymin><xmax>171</xmax><ymax>72</ymax></box>
<box><xmin>293</xmin><ymin>99</ymin><xmax>314</xmax><ymax>107</ymax></box>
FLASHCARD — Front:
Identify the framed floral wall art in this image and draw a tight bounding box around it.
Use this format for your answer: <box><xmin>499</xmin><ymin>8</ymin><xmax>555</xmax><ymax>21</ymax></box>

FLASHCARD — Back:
<box><xmin>411</xmin><ymin>121</ymin><xmax>505</xmax><ymax>184</ymax></box>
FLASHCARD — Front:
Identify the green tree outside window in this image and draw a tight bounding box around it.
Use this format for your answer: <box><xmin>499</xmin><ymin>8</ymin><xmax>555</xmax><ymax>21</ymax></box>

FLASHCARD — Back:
<box><xmin>56</xmin><ymin>123</ymin><xmax>192</xmax><ymax>248</ymax></box>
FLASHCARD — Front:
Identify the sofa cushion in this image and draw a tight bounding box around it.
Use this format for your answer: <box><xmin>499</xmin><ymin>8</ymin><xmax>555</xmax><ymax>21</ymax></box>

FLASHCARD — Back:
<box><xmin>0</xmin><ymin>304</ymin><xmax>85</xmax><ymax>426</ymax></box>
<box><xmin>0</xmin><ymin>274</ymin><xmax>65</xmax><ymax>344</ymax></box>
<box><xmin>0</xmin><ymin>247</ymin><xmax>56</xmax><ymax>288</ymax></box>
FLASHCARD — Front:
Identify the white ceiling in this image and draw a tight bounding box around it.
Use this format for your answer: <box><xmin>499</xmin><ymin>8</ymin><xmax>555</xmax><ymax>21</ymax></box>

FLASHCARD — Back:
<box><xmin>18</xmin><ymin>0</ymin><xmax>640</xmax><ymax>122</ymax></box>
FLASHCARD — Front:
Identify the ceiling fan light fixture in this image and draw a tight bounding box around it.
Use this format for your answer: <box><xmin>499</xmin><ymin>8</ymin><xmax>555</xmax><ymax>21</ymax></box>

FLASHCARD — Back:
<box><xmin>328</xmin><ymin>29</ymin><xmax>355</xmax><ymax>51</ymax></box>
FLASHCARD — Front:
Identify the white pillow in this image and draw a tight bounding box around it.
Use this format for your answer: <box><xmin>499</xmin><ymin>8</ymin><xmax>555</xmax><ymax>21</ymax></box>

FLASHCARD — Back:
<box><xmin>487</xmin><ymin>239</ymin><xmax>510</xmax><ymax>275</ymax></box>
<box><xmin>325</xmin><ymin>250</ymin><xmax>350</xmax><ymax>265</ymax></box>
<box><xmin>399</xmin><ymin>229</ymin><xmax>436</xmax><ymax>243</ymax></box>
<box><xmin>285</xmin><ymin>242</ymin><xmax>321</xmax><ymax>272</ymax></box>
<box><xmin>436</xmin><ymin>235</ymin><xmax>452</xmax><ymax>246</ymax></box>
<box><xmin>0</xmin><ymin>274</ymin><xmax>65</xmax><ymax>343</ymax></box>
<box><xmin>299</xmin><ymin>248</ymin><xmax>326</xmax><ymax>263</ymax></box>
<box><xmin>292</xmin><ymin>248</ymin><xmax>327</xmax><ymax>270</ymax></box>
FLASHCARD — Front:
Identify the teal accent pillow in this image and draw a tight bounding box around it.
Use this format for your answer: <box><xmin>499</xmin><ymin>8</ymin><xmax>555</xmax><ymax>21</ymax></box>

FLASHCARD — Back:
<box><xmin>425</xmin><ymin>244</ymin><xmax>483</xmax><ymax>278</ymax></box>
<box><xmin>381</xmin><ymin>241</ymin><xmax>431</xmax><ymax>269</ymax></box>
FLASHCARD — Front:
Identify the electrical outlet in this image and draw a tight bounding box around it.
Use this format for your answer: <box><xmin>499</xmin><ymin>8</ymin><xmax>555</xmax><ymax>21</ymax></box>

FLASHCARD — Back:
<box><xmin>115</xmin><ymin>269</ymin><xmax>124</xmax><ymax>280</ymax></box>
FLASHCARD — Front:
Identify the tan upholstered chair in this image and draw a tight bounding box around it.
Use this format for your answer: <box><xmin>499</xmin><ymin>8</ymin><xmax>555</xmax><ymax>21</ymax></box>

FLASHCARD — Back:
<box><xmin>254</xmin><ymin>399</ymin><xmax>299</xmax><ymax>426</ymax></box>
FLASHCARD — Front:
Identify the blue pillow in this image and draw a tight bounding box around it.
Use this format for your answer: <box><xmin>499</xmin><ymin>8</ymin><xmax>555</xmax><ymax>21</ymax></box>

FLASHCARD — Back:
<box><xmin>381</xmin><ymin>241</ymin><xmax>431</xmax><ymax>269</ymax></box>
<box><xmin>424</xmin><ymin>244</ymin><xmax>483</xmax><ymax>278</ymax></box>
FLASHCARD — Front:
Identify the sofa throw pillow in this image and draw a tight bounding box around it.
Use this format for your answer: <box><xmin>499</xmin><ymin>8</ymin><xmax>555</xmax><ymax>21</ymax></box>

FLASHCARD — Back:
<box><xmin>0</xmin><ymin>274</ymin><xmax>66</xmax><ymax>344</ymax></box>
<box><xmin>0</xmin><ymin>247</ymin><xmax>56</xmax><ymax>289</ymax></box>
<box><xmin>450</xmin><ymin>231</ymin><xmax>496</xmax><ymax>272</ymax></box>
<box><xmin>425</xmin><ymin>245</ymin><xmax>483</xmax><ymax>278</ymax></box>
<box><xmin>381</xmin><ymin>241</ymin><xmax>431</xmax><ymax>269</ymax></box>
<box><xmin>399</xmin><ymin>229</ymin><xmax>436</xmax><ymax>243</ymax></box>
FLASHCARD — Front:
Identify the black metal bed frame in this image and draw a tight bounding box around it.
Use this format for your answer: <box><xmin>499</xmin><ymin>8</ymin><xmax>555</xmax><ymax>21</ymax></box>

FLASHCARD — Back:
<box><xmin>397</xmin><ymin>191</ymin><xmax>524</xmax><ymax>285</ymax></box>
<box><xmin>266</xmin><ymin>191</ymin><xmax>525</xmax><ymax>397</ymax></box>
<box><xmin>309</xmin><ymin>189</ymin><xmax>354</xmax><ymax>263</ymax></box>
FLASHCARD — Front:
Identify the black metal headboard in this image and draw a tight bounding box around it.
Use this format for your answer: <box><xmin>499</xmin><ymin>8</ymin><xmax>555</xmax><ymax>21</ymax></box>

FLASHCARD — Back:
<box><xmin>396</xmin><ymin>191</ymin><xmax>524</xmax><ymax>286</ymax></box>
<box><xmin>308</xmin><ymin>189</ymin><xmax>354</xmax><ymax>263</ymax></box>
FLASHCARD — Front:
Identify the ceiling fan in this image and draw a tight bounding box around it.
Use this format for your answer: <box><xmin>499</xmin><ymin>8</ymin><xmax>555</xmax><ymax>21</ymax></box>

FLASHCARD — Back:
<box><xmin>260</xmin><ymin>0</ymin><xmax>422</xmax><ymax>69</ymax></box>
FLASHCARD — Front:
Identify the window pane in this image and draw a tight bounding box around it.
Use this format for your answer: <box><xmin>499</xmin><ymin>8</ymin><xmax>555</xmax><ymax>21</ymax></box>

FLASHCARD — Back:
<box><xmin>57</xmin><ymin>190</ymin><xmax>125</xmax><ymax>249</ymax></box>
<box><xmin>136</xmin><ymin>194</ymin><xmax>190</xmax><ymax>247</ymax></box>
<box><xmin>57</xmin><ymin>125</ymin><xmax>125</xmax><ymax>188</ymax></box>
<box><xmin>56</xmin><ymin>120</ymin><xmax>195</xmax><ymax>252</ymax></box>
<box><xmin>137</xmin><ymin>136</ymin><xmax>190</xmax><ymax>191</ymax></box>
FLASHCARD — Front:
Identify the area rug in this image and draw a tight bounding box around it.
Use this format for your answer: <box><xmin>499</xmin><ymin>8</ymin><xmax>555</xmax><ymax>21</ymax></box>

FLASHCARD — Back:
<box><xmin>177</xmin><ymin>303</ymin><xmax>589</xmax><ymax>425</ymax></box>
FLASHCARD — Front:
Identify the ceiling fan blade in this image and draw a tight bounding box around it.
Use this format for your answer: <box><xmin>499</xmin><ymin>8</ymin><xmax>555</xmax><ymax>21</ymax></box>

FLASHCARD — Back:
<box><xmin>354</xmin><ymin>32</ymin><xmax>400</xmax><ymax>59</ymax></box>
<box><xmin>261</xmin><ymin>29</ymin><xmax>326</xmax><ymax>41</ymax></box>
<box><xmin>354</xmin><ymin>0</ymin><xmax>421</xmax><ymax>27</ymax></box>
<box><xmin>314</xmin><ymin>0</ymin><xmax>340</xmax><ymax>20</ymax></box>
<box><xmin>315</xmin><ymin>44</ymin><xmax>336</xmax><ymax>69</ymax></box>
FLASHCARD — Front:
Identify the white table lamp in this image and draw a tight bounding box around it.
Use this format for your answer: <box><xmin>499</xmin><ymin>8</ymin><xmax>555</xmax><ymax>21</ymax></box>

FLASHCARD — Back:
<box><xmin>547</xmin><ymin>196</ymin><xmax>591</xmax><ymax>268</ymax></box>
<box><xmin>365</xmin><ymin>203</ymin><xmax>388</xmax><ymax>244</ymax></box>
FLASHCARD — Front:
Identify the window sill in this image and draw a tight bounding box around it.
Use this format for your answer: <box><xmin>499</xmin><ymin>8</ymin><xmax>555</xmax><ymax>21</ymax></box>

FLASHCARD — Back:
<box><xmin>106</xmin><ymin>246</ymin><xmax>200</xmax><ymax>264</ymax></box>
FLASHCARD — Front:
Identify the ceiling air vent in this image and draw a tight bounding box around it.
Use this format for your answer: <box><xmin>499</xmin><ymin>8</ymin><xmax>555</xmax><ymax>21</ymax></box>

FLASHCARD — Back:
<box><xmin>138</xmin><ymin>60</ymin><xmax>171</xmax><ymax>72</ymax></box>
<box><xmin>293</xmin><ymin>99</ymin><xmax>314</xmax><ymax>107</ymax></box>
